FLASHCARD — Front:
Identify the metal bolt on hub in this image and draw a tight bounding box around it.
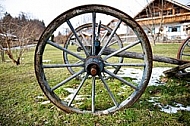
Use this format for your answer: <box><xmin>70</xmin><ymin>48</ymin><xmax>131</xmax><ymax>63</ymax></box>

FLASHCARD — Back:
<box><xmin>85</xmin><ymin>56</ymin><xmax>104</xmax><ymax>76</ymax></box>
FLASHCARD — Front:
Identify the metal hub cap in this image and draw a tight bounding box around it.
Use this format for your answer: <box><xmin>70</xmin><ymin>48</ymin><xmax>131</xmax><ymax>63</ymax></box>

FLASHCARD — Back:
<box><xmin>85</xmin><ymin>56</ymin><xmax>104</xmax><ymax>76</ymax></box>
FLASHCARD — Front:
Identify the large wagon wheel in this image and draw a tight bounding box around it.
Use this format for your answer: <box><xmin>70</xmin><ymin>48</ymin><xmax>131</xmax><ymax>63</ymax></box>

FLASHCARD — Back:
<box><xmin>34</xmin><ymin>4</ymin><xmax>152</xmax><ymax>114</ymax></box>
<box><xmin>177</xmin><ymin>36</ymin><xmax>190</xmax><ymax>72</ymax></box>
<box><xmin>63</xmin><ymin>23</ymin><xmax>123</xmax><ymax>79</ymax></box>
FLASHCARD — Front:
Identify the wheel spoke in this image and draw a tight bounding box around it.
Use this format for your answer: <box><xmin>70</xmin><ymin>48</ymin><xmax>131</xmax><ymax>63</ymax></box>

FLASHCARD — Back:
<box><xmin>68</xmin><ymin>74</ymin><xmax>89</xmax><ymax>106</ymax></box>
<box><xmin>79</xmin><ymin>32</ymin><xmax>90</xmax><ymax>46</ymax></box>
<box><xmin>92</xmin><ymin>12</ymin><xmax>96</xmax><ymax>55</ymax></box>
<box><xmin>100</xmin><ymin>30</ymin><xmax>108</xmax><ymax>43</ymax></box>
<box><xmin>104</xmin><ymin>60</ymin><xmax>118</xmax><ymax>69</ymax></box>
<box><xmin>104</xmin><ymin>69</ymin><xmax>138</xmax><ymax>90</ymax></box>
<box><xmin>67</xmin><ymin>20</ymin><xmax>90</xmax><ymax>56</ymax></box>
<box><xmin>103</xmin><ymin>40</ymin><xmax>141</xmax><ymax>61</ymax></box>
<box><xmin>107</xmin><ymin>41</ymin><xmax>119</xmax><ymax>47</ymax></box>
<box><xmin>47</xmin><ymin>40</ymin><xmax>84</xmax><ymax>61</ymax></box>
<box><xmin>98</xmin><ymin>19</ymin><xmax>122</xmax><ymax>56</ymax></box>
<box><xmin>75</xmin><ymin>60</ymin><xmax>83</xmax><ymax>64</ymax></box>
<box><xmin>92</xmin><ymin>77</ymin><xmax>95</xmax><ymax>113</ymax></box>
<box><xmin>182</xmin><ymin>53</ymin><xmax>190</xmax><ymax>56</ymax></box>
<box><xmin>65</xmin><ymin>58</ymin><xmax>83</xmax><ymax>65</ymax></box>
<box><xmin>99</xmin><ymin>74</ymin><xmax>118</xmax><ymax>107</ymax></box>
<box><xmin>51</xmin><ymin>69</ymin><xmax>85</xmax><ymax>91</ymax></box>
<box><xmin>104</xmin><ymin>63</ymin><xmax>145</xmax><ymax>67</ymax></box>
<box><xmin>43</xmin><ymin>63</ymin><xmax>84</xmax><ymax>68</ymax></box>
<box><xmin>68</xmin><ymin>38</ymin><xmax>81</xmax><ymax>47</ymax></box>
<box><xmin>96</xmin><ymin>21</ymin><xmax>101</xmax><ymax>39</ymax></box>
<box><xmin>187</xmin><ymin>43</ymin><xmax>190</xmax><ymax>47</ymax></box>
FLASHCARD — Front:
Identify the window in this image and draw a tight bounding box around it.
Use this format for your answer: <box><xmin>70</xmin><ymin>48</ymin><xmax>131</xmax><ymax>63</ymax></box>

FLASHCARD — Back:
<box><xmin>183</xmin><ymin>25</ymin><xmax>190</xmax><ymax>32</ymax></box>
<box><xmin>175</xmin><ymin>8</ymin><xmax>180</xmax><ymax>14</ymax></box>
<box><xmin>168</xmin><ymin>26</ymin><xmax>181</xmax><ymax>32</ymax></box>
<box><xmin>153</xmin><ymin>12</ymin><xmax>160</xmax><ymax>17</ymax></box>
<box><xmin>167</xmin><ymin>9</ymin><xmax>173</xmax><ymax>15</ymax></box>
<box><xmin>148</xmin><ymin>28</ymin><xmax>155</xmax><ymax>34</ymax></box>
<box><xmin>163</xmin><ymin>10</ymin><xmax>167</xmax><ymax>16</ymax></box>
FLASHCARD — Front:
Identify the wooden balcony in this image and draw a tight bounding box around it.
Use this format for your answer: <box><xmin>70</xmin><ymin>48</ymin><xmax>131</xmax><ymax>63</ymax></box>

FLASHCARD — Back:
<box><xmin>136</xmin><ymin>12</ymin><xmax>190</xmax><ymax>26</ymax></box>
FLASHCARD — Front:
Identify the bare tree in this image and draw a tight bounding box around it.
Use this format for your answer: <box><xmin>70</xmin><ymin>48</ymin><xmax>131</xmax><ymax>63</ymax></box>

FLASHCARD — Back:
<box><xmin>135</xmin><ymin>0</ymin><xmax>165</xmax><ymax>45</ymax></box>
<box><xmin>0</xmin><ymin>5</ymin><xmax>5</xmax><ymax>62</ymax></box>
<box><xmin>145</xmin><ymin>0</ymin><xmax>164</xmax><ymax>45</ymax></box>
<box><xmin>0</xmin><ymin>12</ymin><xmax>45</xmax><ymax>65</ymax></box>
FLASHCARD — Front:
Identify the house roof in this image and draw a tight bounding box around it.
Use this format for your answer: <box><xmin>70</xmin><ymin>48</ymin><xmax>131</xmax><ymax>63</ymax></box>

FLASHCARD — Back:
<box><xmin>134</xmin><ymin>0</ymin><xmax>190</xmax><ymax>19</ymax></box>
<box><xmin>167</xmin><ymin>0</ymin><xmax>190</xmax><ymax>11</ymax></box>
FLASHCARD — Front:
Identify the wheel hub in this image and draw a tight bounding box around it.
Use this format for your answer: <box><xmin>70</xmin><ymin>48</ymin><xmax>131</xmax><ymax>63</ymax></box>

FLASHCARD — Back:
<box><xmin>85</xmin><ymin>56</ymin><xmax>104</xmax><ymax>76</ymax></box>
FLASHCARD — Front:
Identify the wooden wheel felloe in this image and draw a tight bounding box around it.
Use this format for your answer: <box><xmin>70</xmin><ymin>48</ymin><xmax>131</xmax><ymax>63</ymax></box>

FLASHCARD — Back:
<box><xmin>177</xmin><ymin>36</ymin><xmax>190</xmax><ymax>73</ymax></box>
<box><xmin>34</xmin><ymin>4</ymin><xmax>152</xmax><ymax>114</ymax></box>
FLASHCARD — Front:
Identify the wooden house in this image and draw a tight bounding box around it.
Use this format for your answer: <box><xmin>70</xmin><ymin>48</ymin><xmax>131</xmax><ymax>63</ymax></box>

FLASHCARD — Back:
<box><xmin>134</xmin><ymin>0</ymin><xmax>190</xmax><ymax>41</ymax></box>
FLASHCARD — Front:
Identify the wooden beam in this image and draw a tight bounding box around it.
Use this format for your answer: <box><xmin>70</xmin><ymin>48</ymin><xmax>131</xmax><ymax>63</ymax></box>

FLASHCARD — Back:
<box><xmin>136</xmin><ymin>13</ymin><xmax>190</xmax><ymax>26</ymax></box>
<box><xmin>103</xmin><ymin>48</ymin><xmax>190</xmax><ymax>65</ymax></box>
<box><xmin>163</xmin><ymin>63</ymin><xmax>190</xmax><ymax>77</ymax></box>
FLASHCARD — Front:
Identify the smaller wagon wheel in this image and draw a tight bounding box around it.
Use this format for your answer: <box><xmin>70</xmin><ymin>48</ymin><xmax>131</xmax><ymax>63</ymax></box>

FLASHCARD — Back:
<box><xmin>63</xmin><ymin>23</ymin><xmax>123</xmax><ymax>79</ymax></box>
<box><xmin>34</xmin><ymin>4</ymin><xmax>152</xmax><ymax>114</ymax></box>
<box><xmin>177</xmin><ymin>36</ymin><xmax>190</xmax><ymax>72</ymax></box>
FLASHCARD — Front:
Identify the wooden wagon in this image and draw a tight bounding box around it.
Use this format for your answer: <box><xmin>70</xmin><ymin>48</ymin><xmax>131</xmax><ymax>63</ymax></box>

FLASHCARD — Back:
<box><xmin>34</xmin><ymin>5</ymin><xmax>190</xmax><ymax>115</ymax></box>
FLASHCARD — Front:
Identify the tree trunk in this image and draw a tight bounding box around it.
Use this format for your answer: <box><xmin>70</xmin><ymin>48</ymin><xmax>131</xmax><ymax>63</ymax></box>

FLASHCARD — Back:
<box><xmin>5</xmin><ymin>50</ymin><xmax>20</xmax><ymax>65</ymax></box>
<box><xmin>1</xmin><ymin>50</ymin><xmax>5</xmax><ymax>62</ymax></box>
<box><xmin>16</xmin><ymin>57</ymin><xmax>21</xmax><ymax>65</ymax></box>
<box><xmin>0</xmin><ymin>44</ymin><xmax>5</xmax><ymax>62</ymax></box>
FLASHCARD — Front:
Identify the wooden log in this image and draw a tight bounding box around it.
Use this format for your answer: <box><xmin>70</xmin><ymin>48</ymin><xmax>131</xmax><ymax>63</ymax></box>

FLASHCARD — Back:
<box><xmin>163</xmin><ymin>63</ymin><xmax>190</xmax><ymax>77</ymax></box>
<box><xmin>103</xmin><ymin>48</ymin><xmax>190</xmax><ymax>65</ymax></box>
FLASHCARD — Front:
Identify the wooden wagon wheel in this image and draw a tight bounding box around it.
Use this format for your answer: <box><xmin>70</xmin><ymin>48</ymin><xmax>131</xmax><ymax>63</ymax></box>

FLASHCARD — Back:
<box><xmin>63</xmin><ymin>23</ymin><xmax>123</xmax><ymax>79</ymax></box>
<box><xmin>34</xmin><ymin>4</ymin><xmax>152</xmax><ymax>114</ymax></box>
<box><xmin>177</xmin><ymin>36</ymin><xmax>190</xmax><ymax>73</ymax></box>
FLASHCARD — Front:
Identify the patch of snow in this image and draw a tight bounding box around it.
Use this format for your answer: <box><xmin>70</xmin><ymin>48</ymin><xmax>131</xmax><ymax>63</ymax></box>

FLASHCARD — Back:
<box><xmin>155</xmin><ymin>102</ymin><xmax>190</xmax><ymax>114</ymax></box>
<box><xmin>42</xmin><ymin>60</ymin><xmax>51</xmax><ymax>63</ymax></box>
<box><xmin>63</xmin><ymin>88</ymin><xmax>90</xmax><ymax>102</ymax></box>
<box><xmin>41</xmin><ymin>100</ymin><xmax>50</xmax><ymax>105</ymax></box>
<box><xmin>36</xmin><ymin>96</ymin><xmax>44</xmax><ymax>99</ymax></box>
<box><xmin>149</xmin><ymin>67</ymin><xmax>171</xmax><ymax>86</ymax></box>
<box><xmin>147</xmin><ymin>97</ymin><xmax>190</xmax><ymax>113</ymax></box>
<box><xmin>108</xmin><ymin>67</ymin><xmax>171</xmax><ymax>86</ymax></box>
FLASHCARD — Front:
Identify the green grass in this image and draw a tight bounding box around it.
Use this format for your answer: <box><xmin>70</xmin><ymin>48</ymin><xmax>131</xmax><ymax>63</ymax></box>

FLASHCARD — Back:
<box><xmin>0</xmin><ymin>43</ymin><xmax>190</xmax><ymax>125</ymax></box>
<box><xmin>152</xmin><ymin>43</ymin><xmax>181</xmax><ymax>67</ymax></box>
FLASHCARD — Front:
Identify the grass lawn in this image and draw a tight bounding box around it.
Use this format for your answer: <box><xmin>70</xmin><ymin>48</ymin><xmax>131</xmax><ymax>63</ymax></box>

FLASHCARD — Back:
<box><xmin>0</xmin><ymin>43</ymin><xmax>190</xmax><ymax>125</ymax></box>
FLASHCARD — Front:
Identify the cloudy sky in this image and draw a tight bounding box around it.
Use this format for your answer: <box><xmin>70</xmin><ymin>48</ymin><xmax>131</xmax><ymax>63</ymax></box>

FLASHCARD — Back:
<box><xmin>1</xmin><ymin>0</ymin><xmax>190</xmax><ymax>26</ymax></box>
